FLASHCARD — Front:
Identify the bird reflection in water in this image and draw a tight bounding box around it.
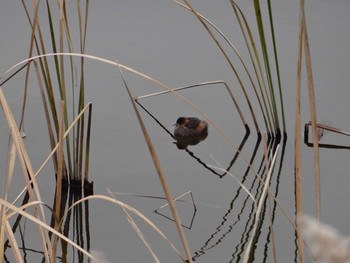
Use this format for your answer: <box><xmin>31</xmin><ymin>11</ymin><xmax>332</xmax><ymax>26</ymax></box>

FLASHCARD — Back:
<box><xmin>174</xmin><ymin>117</ymin><xmax>208</xmax><ymax>149</ymax></box>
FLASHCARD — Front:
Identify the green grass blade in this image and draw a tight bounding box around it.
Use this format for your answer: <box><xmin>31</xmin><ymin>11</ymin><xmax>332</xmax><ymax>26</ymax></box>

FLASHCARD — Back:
<box><xmin>267</xmin><ymin>0</ymin><xmax>286</xmax><ymax>134</ymax></box>
<box><xmin>230</xmin><ymin>1</ymin><xmax>276</xmax><ymax>134</ymax></box>
<box><xmin>253</xmin><ymin>0</ymin><xmax>279</xmax><ymax>132</ymax></box>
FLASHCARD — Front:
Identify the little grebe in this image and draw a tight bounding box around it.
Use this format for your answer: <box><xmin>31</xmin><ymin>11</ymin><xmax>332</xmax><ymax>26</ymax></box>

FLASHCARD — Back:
<box><xmin>173</xmin><ymin>117</ymin><xmax>208</xmax><ymax>149</ymax></box>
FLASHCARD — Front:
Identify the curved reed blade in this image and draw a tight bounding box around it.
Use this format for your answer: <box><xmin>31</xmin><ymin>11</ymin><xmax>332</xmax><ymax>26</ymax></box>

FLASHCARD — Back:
<box><xmin>4</xmin><ymin>220</ymin><xmax>23</xmax><ymax>263</ymax></box>
<box><xmin>116</xmin><ymin>64</ymin><xmax>192</xmax><ymax>263</ymax></box>
<box><xmin>230</xmin><ymin>1</ymin><xmax>276</xmax><ymax>134</ymax></box>
<box><xmin>301</xmin><ymin>2</ymin><xmax>321</xmax><ymax>221</ymax></box>
<box><xmin>21</xmin><ymin>0</ymin><xmax>61</xmax><ymax>139</ymax></box>
<box><xmin>253</xmin><ymin>0</ymin><xmax>280</xmax><ymax>133</ymax></box>
<box><xmin>0</xmin><ymin>139</ymin><xmax>16</xmax><ymax>261</ymax></box>
<box><xmin>0</xmin><ymin>199</ymin><xmax>96</xmax><ymax>262</ymax></box>
<box><xmin>267</xmin><ymin>0</ymin><xmax>286</xmax><ymax>134</ymax></box>
<box><xmin>64</xmin><ymin>194</ymin><xmax>186</xmax><ymax>262</ymax></box>
<box><xmin>178</xmin><ymin>0</ymin><xmax>261</xmax><ymax>135</ymax></box>
<box><xmin>0</xmin><ymin>88</ymin><xmax>53</xmax><ymax>261</ymax></box>
<box><xmin>34</xmin><ymin>60</ymin><xmax>60</xmax><ymax>176</ymax></box>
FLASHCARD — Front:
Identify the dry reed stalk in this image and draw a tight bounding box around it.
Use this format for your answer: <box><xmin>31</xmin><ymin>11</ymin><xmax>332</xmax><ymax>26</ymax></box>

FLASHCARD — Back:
<box><xmin>0</xmin><ymin>139</ymin><xmax>16</xmax><ymax>262</ymax></box>
<box><xmin>33</xmin><ymin>60</ymin><xmax>60</xmax><ymax>176</ymax></box>
<box><xmin>301</xmin><ymin>0</ymin><xmax>321</xmax><ymax>220</ymax></box>
<box><xmin>19</xmin><ymin>0</ymin><xmax>41</xmax><ymax>130</ymax></box>
<box><xmin>52</xmin><ymin>101</ymin><xmax>66</xmax><ymax>263</ymax></box>
<box><xmin>295</xmin><ymin>1</ymin><xmax>304</xmax><ymax>262</ymax></box>
<box><xmin>116</xmin><ymin>65</ymin><xmax>192</xmax><ymax>262</ymax></box>
<box><xmin>4</xmin><ymin>220</ymin><xmax>22</xmax><ymax>263</ymax></box>
<box><xmin>84</xmin><ymin>104</ymin><xmax>92</xmax><ymax>183</ymax></box>
<box><xmin>0</xmin><ymin>88</ymin><xmax>53</xmax><ymax>262</ymax></box>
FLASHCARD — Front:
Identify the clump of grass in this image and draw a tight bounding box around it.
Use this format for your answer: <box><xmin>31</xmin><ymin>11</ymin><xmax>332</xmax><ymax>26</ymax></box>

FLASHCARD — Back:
<box><xmin>19</xmin><ymin>0</ymin><xmax>91</xmax><ymax>187</ymax></box>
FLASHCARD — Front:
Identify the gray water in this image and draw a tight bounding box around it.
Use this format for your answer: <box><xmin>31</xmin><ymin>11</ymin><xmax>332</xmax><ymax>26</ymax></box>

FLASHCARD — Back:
<box><xmin>0</xmin><ymin>1</ymin><xmax>350</xmax><ymax>262</ymax></box>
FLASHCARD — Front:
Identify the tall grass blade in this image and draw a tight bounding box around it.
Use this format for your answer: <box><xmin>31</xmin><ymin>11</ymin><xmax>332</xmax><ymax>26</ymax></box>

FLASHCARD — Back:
<box><xmin>230</xmin><ymin>1</ymin><xmax>276</xmax><ymax>134</ymax></box>
<box><xmin>18</xmin><ymin>0</ymin><xmax>41</xmax><ymax>131</ymax></box>
<box><xmin>0</xmin><ymin>139</ymin><xmax>16</xmax><ymax>263</ymax></box>
<box><xmin>34</xmin><ymin>60</ymin><xmax>60</xmax><ymax>176</ymax></box>
<box><xmin>0</xmin><ymin>88</ymin><xmax>52</xmax><ymax>262</ymax></box>
<box><xmin>21</xmin><ymin>0</ymin><xmax>61</xmax><ymax>140</ymax></box>
<box><xmin>4</xmin><ymin>220</ymin><xmax>23</xmax><ymax>263</ymax></box>
<box><xmin>253</xmin><ymin>0</ymin><xmax>280</xmax><ymax>133</ymax></box>
<box><xmin>52</xmin><ymin>101</ymin><xmax>66</xmax><ymax>263</ymax></box>
<box><xmin>267</xmin><ymin>0</ymin><xmax>286</xmax><ymax>134</ymax></box>
<box><xmin>116</xmin><ymin>65</ymin><xmax>192</xmax><ymax>262</ymax></box>
<box><xmin>295</xmin><ymin>0</ymin><xmax>304</xmax><ymax>261</ymax></box>
<box><xmin>46</xmin><ymin>0</ymin><xmax>62</xmax><ymax>91</ymax></box>
<box><xmin>84</xmin><ymin>104</ymin><xmax>92</xmax><ymax>183</ymax></box>
<box><xmin>301</xmin><ymin>0</ymin><xmax>321</xmax><ymax>220</ymax></box>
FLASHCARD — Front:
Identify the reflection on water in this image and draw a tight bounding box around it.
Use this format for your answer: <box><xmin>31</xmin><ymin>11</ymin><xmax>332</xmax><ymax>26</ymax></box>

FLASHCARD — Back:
<box><xmin>174</xmin><ymin>132</ymin><xmax>208</xmax><ymax>150</ymax></box>
<box><xmin>4</xmin><ymin>186</ymin><xmax>93</xmax><ymax>262</ymax></box>
<box><xmin>190</xmin><ymin>137</ymin><xmax>287</xmax><ymax>262</ymax></box>
<box><xmin>55</xmin><ymin>185</ymin><xmax>93</xmax><ymax>263</ymax></box>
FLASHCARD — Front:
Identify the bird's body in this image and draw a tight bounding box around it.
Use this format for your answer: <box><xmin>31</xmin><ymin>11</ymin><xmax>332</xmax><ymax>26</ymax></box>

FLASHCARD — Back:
<box><xmin>173</xmin><ymin>117</ymin><xmax>208</xmax><ymax>149</ymax></box>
